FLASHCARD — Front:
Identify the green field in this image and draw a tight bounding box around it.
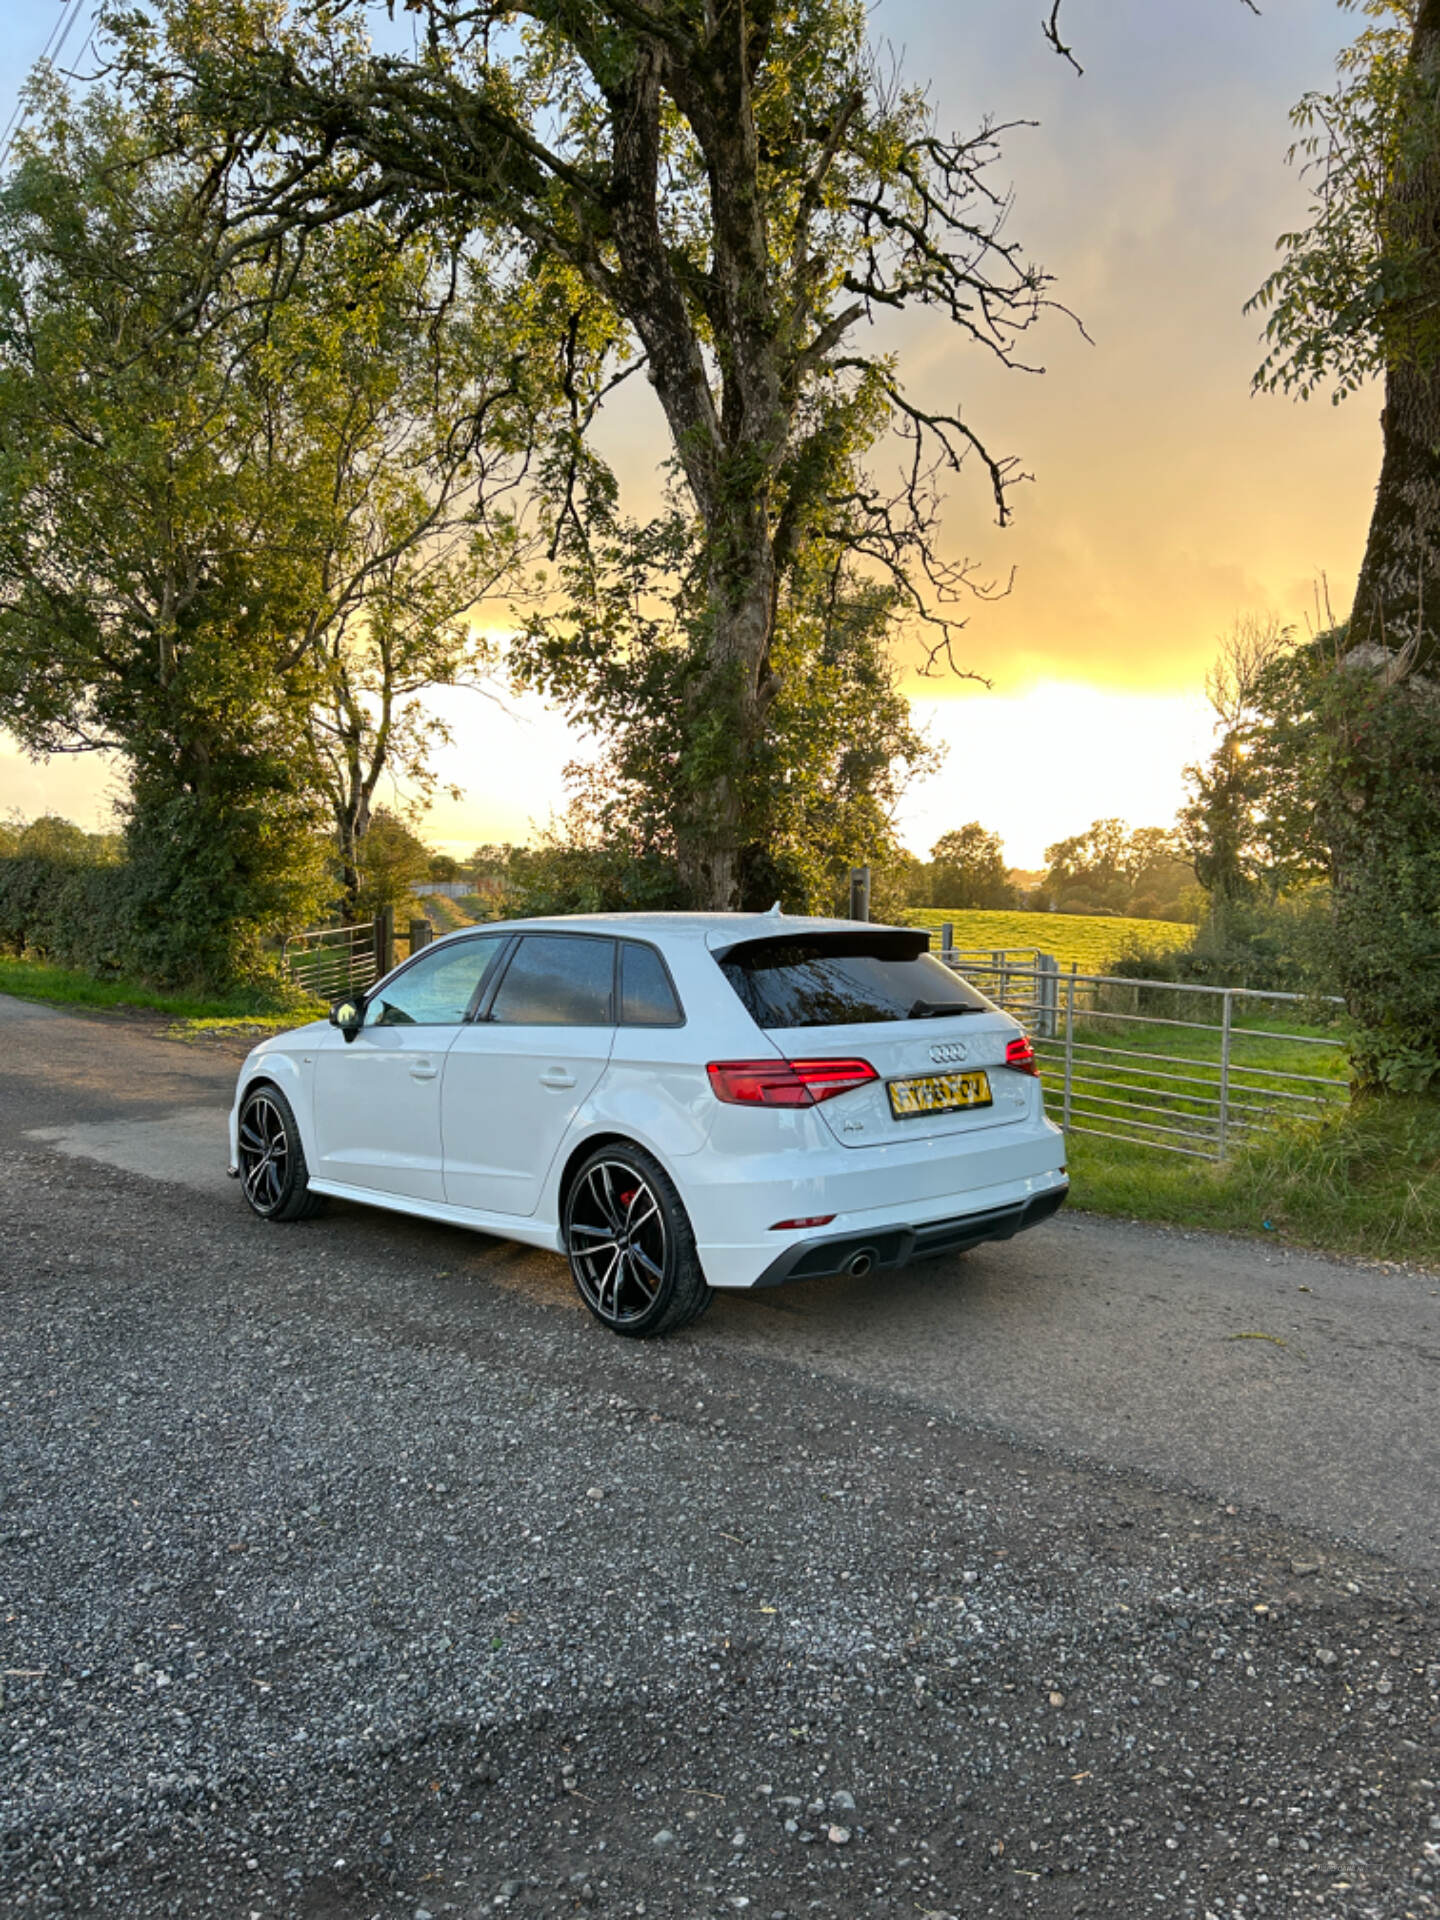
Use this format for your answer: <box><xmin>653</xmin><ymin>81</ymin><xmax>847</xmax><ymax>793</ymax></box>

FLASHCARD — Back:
<box><xmin>899</xmin><ymin>907</ymin><xmax>1194</xmax><ymax>972</ymax></box>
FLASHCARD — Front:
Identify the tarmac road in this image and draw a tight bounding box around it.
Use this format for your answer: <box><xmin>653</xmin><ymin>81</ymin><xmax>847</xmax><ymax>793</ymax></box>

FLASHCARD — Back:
<box><xmin>3</xmin><ymin>992</ymin><xmax>1439</xmax><ymax>1920</ymax></box>
<box><xmin>3</xmin><ymin>993</ymin><xmax>1436</xmax><ymax>1571</ymax></box>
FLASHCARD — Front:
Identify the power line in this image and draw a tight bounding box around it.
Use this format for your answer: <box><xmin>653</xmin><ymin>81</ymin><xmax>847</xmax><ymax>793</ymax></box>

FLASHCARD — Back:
<box><xmin>0</xmin><ymin>0</ymin><xmax>94</xmax><ymax>173</ymax></box>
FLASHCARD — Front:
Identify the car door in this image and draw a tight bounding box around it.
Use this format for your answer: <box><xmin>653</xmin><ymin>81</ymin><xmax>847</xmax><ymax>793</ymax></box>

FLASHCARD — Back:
<box><xmin>311</xmin><ymin>935</ymin><xmax>509</xmax><ymax>1202</ymax></box>
<box><xmin>442</xmin><ymin>933</ymin><xmax>617</xmax><ymax>1217</ymax></box>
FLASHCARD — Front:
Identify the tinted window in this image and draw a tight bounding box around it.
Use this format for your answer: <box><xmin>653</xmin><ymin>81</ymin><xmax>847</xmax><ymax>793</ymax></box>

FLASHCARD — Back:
<box><xmin>720</xmin><ymin>937</ymin><xmax>992</xmax><ymax>1030</ymax></box>
<box><xmin>620</xmin><ymin>942</ymin><xmax>684</xmax><ymax>1026</ymax></box>
<box><xmin>489</xmin><ymin>935</ymin><xmax>615</xmax><ymax>1026</ymax></box>
<box><xmin>365</xmin><ymin>938</ymin><xmax>504</xmax><ymax>1028</ymax></box>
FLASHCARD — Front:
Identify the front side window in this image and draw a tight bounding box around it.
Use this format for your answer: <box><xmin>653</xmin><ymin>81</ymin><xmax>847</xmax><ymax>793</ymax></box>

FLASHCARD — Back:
<box><xmin>364</xmin><ymin>938</ymin><xmax>504</xmax><ymax>1028</ymax></box>
<box><xmin>488</xmin><ymin>935</ymin><xmax>616</xmax><ymax>1026</ymax></box>
<box><xmin>719</xmin><ymin>936</ymin><xmax>992</xmax><ymax>1030</ymax></box>
<box><xmin>620</xmin><ymin>942</ymin><xmax>684</xmax><ymax>1026</ymax></box>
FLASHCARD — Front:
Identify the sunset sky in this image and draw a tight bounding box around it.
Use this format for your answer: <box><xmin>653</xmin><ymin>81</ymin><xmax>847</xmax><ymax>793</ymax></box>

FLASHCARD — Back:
<box><xmin>0</xmin><ymin>0</ymin><xmax>1377</xmax><ymax>867</ymax></box>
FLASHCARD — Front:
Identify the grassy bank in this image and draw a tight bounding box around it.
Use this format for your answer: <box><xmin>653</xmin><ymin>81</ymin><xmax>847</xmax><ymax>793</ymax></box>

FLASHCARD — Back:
<box><xmin>901</xmin><ymin>907</ymin><xmax>1193</xmax><ymax>971</ymax></box>
<box><xmin>1066</xmin><ymin>1097</ymin><xmax>1440</xmax><ymax>1269</ymax></box>
<box><xmin>0</xmin><ymin>956</ymin><xmax>319</xmax><ymax>1031</ymax></box>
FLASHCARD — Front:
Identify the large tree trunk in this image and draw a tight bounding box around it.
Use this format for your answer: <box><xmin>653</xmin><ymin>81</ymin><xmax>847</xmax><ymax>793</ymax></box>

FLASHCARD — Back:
<box><xmin>1349</xmin><ymin>0</ymin><xmax>1440</xmax><ymax>662</ymax></box>
<box><xmin>1328</xmin><ymin>0</ymin><xmax>1440</xmax><ymax>1092</ymax></box>
<box><xmin>601</xmin><ymin>33</ymin><xmax>789</xmax><ymax>911</ymax></box>
<box><xmin>675</xmin><ymin>542</ymin><xmax>778</xmax><ymax>908</ymax></box>
<box><xmin>1348</xmin><ymin>363</ymin><xmax>1440</xmax><ymax>666</ymax></box>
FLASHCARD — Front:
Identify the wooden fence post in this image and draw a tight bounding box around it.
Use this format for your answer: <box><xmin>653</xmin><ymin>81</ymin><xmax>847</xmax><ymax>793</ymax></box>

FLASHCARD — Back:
<box><xmin>374</xmin><ymin>905</ymin><xmax>394</xmax><ymax>978</ymax></box>
<box><xmin>408</xmin><ymin>917</ymin><xmax>432</xmax><ymax>956</ymax></box>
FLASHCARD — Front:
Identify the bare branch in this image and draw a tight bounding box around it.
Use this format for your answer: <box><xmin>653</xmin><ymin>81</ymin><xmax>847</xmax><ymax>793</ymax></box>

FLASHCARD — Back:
<box><xmin>1042</xmin><ymin>3</ymin><xmax>1083</xmax><ymax>76</ymax></box>
<box><xmin>1044</xmin><ymin>0</ymin><xmax>1259</xmax><ymax>77</ymax></box>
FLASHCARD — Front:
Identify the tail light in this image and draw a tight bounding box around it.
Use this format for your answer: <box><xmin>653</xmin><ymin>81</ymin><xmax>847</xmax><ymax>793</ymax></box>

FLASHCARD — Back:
<box><xmin>1005</xmin><ymin>1035</ymin><xmax>1040</xmax><ymax>1077</ymax></box>
<box><xmin>706</xmin><ymin>1058</ymin><xmax>878</xmax><ymax>1107</ymax></box>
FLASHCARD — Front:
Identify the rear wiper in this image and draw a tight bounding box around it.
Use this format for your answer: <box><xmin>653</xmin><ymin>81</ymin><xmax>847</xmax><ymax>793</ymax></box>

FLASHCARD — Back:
<box><xmin>906</xmin><ymin>1000</ymin><xmax>983</xmax><ymax>1019</ymax></box>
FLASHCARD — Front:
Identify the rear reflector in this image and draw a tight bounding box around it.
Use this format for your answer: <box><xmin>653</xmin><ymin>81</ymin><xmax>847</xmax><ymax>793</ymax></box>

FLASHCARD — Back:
<box><xmin>1005</xmin><ymin>1035</ymin><xmax>1040</xmax><ymax>1077</ymax></box>
<box><xmin>706</xmin><ymin>1058</ymin><xmax>879</xmax><ymax>1107</ymax></box>
<box><xmin>770</xmin><ymin>1215</ymin><xmax>837</xmax><ymax>1230</ymax></box>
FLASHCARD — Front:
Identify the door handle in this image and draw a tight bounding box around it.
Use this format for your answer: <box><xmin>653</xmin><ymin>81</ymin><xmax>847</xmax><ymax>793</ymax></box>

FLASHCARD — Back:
<box><xmin>409</xmin><ymin>1060</ymin><xmax>439</xmax><ymax>1081</ymax></box>
<box><xmin>539</xmin><ymin>1068</ymin><xmax>577</xmax><ymax>1089</ymax></box>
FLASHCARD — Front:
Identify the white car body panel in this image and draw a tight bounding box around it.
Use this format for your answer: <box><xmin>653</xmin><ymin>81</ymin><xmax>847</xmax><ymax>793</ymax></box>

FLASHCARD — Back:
<box><xmin>442</xmin><ymin>1020</ymin><xmax>616</xmax><ymax>1215</ymax></box>
<box><xmin>230</xmin><ymin>912</ymin><xmax>1068</xmax><ymax>1293</ymax></box>
<box><xmin>311</xmin><ymin>1021</ymin><xmax>466</xmax><ymax>1202</ymax></box>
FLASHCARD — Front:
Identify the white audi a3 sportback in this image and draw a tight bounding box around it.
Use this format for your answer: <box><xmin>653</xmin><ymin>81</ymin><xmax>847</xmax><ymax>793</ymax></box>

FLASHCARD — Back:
<box><xmin>229</xmin><ymin>913</ymin><xmax>1068</xmax><ymax>1337</ymax></box>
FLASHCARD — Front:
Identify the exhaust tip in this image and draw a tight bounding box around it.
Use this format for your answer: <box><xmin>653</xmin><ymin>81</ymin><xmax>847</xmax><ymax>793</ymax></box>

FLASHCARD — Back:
<box><xmin>846</xmin><ymin>1249</ymin><xmax>875</xmax><ymax>1278</ymax></box>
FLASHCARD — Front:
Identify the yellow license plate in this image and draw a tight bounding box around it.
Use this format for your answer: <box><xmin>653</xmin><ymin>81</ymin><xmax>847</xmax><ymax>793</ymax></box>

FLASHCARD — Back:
<box><xmin>887</xmin><ymin>1069</ymin><xmax>992</xmax><ymax>1119</ymax></box>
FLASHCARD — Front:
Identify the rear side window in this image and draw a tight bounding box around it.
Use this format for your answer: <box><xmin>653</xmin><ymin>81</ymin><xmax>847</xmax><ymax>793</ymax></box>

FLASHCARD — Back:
<box><xmin>620</xmin><ymin>942</ymin><xmax>684</xmax><ymax>1026</ymax></box>
<box><xmin>489</xmin><ymin>935</ymin><xmax>615</xmax><ymax>1026</ymax></box>
<box><xmin>719</xmin><ymin>936</ymin><xmax>991</xmax><ymax>1030</ymax></box>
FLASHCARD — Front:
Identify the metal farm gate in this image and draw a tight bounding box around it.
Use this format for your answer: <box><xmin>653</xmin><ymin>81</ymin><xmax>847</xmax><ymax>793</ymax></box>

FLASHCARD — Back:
<box><xmin>929</xmin><ymin>937</ymin><xmax>1348</xmax><ymax>1162</ymax></box>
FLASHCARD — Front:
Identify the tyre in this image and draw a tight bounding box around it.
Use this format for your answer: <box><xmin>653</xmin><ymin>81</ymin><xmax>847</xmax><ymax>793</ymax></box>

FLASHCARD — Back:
<box><xmin>236</xmin><ymin>1084</ymin><xmax>326</xmax><ymax>1223</ymax></box>
<box><xmin>563</xmin><ymin>1143</ymin><xmax>712</xmax><ymax>1338</ymax></box>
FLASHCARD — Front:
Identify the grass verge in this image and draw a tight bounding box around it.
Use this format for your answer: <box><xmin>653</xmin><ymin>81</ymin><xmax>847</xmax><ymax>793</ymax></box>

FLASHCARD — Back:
<box><xmin>1066</xmin><ymin>1095</ymin><xmax>1440</xmax><ymax>1269</ymax></box>
<box><xmin>0</xmin><ymin>956</ymin><xmax>320</xmax><ymax>1032</ymax></box>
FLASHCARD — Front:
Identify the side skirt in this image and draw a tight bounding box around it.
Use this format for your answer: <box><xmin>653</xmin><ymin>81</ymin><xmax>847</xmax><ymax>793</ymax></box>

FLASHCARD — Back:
<box><xmin>305</xmin><ymin>1179</ymin><xmax>565</xmax><ymax>1254</ymax></box>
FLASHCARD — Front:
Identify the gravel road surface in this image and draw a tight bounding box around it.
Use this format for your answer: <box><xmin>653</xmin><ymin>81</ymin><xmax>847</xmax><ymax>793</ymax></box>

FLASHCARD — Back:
<box><xmin>2</xmin><ymin>997</ymin><xmax>1437</xmax><ymax>1920</ymax></box>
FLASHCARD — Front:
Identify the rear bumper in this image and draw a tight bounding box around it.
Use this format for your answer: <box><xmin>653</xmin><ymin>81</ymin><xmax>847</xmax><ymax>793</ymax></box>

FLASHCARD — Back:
<box><xmin>750</xmin><ymin>1183</ymin><xmax>1068</xmax><ymax>1288</ymax></box>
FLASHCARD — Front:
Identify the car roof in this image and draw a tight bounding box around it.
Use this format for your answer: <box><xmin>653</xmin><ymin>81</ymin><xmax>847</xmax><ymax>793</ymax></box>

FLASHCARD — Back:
<box><xmin>426</xmin><ymin>910</ymin><xmax>892</xmax><ymax>948</ymax></box>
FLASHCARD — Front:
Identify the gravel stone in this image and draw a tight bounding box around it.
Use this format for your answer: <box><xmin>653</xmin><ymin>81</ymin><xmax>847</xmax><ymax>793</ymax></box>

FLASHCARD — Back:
<box><xmin>0</xmin><ymin>1106</ymin><xmax>1437</xmax><ymax>1920</ymax></box>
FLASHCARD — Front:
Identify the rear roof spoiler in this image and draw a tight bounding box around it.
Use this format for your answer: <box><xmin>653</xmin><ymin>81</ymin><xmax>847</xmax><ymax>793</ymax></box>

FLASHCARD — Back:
<box><xmin>710</xmin><ymin>927</ymin><xmax>931</xmax><ymax>964</ymax></box>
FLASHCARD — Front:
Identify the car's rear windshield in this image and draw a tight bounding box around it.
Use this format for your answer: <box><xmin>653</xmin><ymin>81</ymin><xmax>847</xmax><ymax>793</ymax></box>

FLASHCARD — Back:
<box><xmin>718</xmin><ymin>934</ymin><xmax>993</xmax><ymax>1030</ymax></box>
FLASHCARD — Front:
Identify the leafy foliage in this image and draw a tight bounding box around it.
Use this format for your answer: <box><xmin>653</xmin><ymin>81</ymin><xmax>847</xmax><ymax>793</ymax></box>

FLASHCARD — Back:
<box><xmin>0</xmin><ymin>77</ymin><xmax>540</xmax><ymax>980</ymax></box>
<box><xmin>1042</xmin><ymin>819</ymin><xmax>1195</xmax><ymax>921</ymax></box>
<box><xmin>1181</xmin><ymin>617</ymin><xmax>1440</xmax><ymax>1086</ymax></box>
<box><xmin>101</xmin><ymin>0</ymin><xmax>1061</xmax><ymax>903</ymax></box>
<box><xmin>354</xmin><ymin>808</ymin><xmax>435</xmax><ymax>919</ymax></box>
<box><xmin>511</xmin><ymin>506</ymin><xmax>937</xmax><ymax>914</ymax></box>
<box><xmin>1250</xmin><ymin>2</ymin><xmax>1433</xmax><ymax>402</ymax></box>
<box><xmin>926</xmin><ymin>823</ymin><xmax>1014</xmax><ymax>910</ymax></box>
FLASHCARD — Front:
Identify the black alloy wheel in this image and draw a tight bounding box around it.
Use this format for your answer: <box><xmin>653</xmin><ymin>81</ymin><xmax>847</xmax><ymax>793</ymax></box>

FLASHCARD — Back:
<box><xmin>563</xmin><ymin>1144</ymin><xmax>711</xmax><ymax>1338</ymax></box>
<box><xmin>237</xmin><ymin>1085</ymin><xmax>325</xmax><ymax>1223</ymax></box>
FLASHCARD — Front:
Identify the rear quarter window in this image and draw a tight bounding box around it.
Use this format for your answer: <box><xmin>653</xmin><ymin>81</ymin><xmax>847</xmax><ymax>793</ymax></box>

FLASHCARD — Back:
<box><xmin>620</xmin><ymin>942</ymin><xmax>684</xmax><ymax>1026</ymax></box>
<box><xmin>719</xmin><ymin>936</ymin><xmax>992</xmax><ymax>1030</ymax></box>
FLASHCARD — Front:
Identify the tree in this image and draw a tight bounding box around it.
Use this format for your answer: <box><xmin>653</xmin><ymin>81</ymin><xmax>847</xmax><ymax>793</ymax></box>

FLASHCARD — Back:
<box><xmin>1179</xmin><ymin>616</ymin><xmax>1299</xmax><ymax>903</ymax></box>
<box><xmin>513</xmin><ymin>507</ymin><xmax>937</xmax><ymax>913</ymax></box>
<box><xmin>1043</xmin><ymin>818</ymin><xmax>1133</xmax><ymax>913</ymax></box>
<box><xmin>106</xmin><ymin>0</ymin><xmax>1062</xmax><ymax>908</ymax></box>
<box><xmin>1043</xmin><ymin>818</ymin><xmax>1192</xmax><ymax>918</ymax></box>
<box><xmin>928</xmin><ymin>823</ymin><xmax>1013</xmax><ymax>909</ymax></box>
<box><xmin>0</xmin><ymin>83</ymin><xmax>327</xmax><ymax>980</ymax></box>
<box><xmin>0</xmin><ymin>78</ymin><xmax>532</xmax><ymax>977</ymax></box>
<box><xmin>1252</xmin><ymin>1</ymin><xmax>1440</xmax><ymax>657</ymax></box>
<box><xmin>1246</xmin><ymin>1</ymin><xmax>1440</xmax><ymax>1087</ymax></box>
<box><xmin>354</xmin><ymin>806</ymin><xmax>431</xmax><ymax>916</ymax></box>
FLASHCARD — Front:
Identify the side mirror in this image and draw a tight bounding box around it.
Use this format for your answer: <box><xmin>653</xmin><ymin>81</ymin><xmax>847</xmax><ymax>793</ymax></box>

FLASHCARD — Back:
<box><xmin>329</xmin><ymin>998</ymin><xmax>364</xmax><ymax>1039</ymax></box>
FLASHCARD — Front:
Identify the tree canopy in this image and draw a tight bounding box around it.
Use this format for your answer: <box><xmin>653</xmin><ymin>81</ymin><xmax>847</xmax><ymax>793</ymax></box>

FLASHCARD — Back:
<box><xmin>0</xmin><ymin>74</ymin><xmax>542</xmax><ymax>972</ymax></box>
<box><xmin>927</xmin><ymin>822</ymin><xmax>1013</xmax><ymax>910</ymax></box>
<box><xmin>101</xmin><ymin>0</ymin><xmax>1062</xmax><ymax>906</ymax></box>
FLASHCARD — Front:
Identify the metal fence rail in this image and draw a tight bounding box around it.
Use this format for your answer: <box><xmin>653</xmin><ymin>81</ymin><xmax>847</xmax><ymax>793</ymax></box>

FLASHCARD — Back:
<box><xmin>281</xmin><ymin>921</ymin><xmax>380</xmax><ymax>1002</ymax></box>
<box><xmin>928</xmin><ymin>941</ymin><xmax>1348</xmax><ymax>1161</ymax></box>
